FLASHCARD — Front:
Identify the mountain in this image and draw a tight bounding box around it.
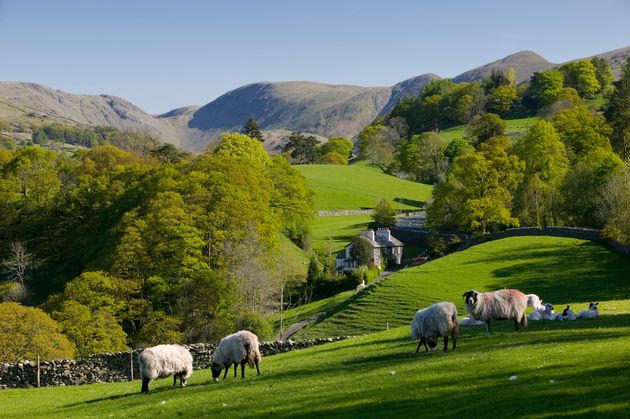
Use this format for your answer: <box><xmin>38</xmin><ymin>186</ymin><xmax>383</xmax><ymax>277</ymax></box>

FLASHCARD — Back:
<box><xmin>378</xmin><ymin>73</ymin><xmax>441</xmax><ymax>116</ymax></box>
<box><xmin>453</xmin><ymin>50</ymin><xmax>554</xmax><ymax>84</ymax></box>
<box><xmin>2</xmin><ymin>46</ymin><xmax>628</xmax><ymax>152</ymax></box>
<box><xmin>0</xmin><ymin>82</ymin><xmax>181</xmax><ymax>145</ymax></box>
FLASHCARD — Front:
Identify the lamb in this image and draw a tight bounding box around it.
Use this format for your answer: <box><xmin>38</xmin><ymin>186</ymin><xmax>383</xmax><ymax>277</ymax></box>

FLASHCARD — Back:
<box><xmin>459</xmin><ymin>315</ymin><xmax>485</xmax><ymax>326</ymax></box>
<box><xmin>561</xmin><ymin>305</ymin><xmax>577</xmax><ymax>321</ymax></box>
<box><xmin>577</xmin><ymin>302</ymin><xmax>599</xmax><ymax>319</ymax></box>
<box><xmin>539</xmin><ymin>303</ymin><xmax>555</xmax><ymax>320</ymax></box>
<box><xmin>411</xmin><ymin>301</ymin><xmax>459</xmax><ymax>354</ymax></box>
<box><xmin>526</xmin><ymin>294</ymin><xmax>544</xmax><ymax>310</ymax></box>
<box><xmin>462</xmin><ymin>289</ymin><xmax>528</xmax><ymax>335</ymax></box>
<box><xmin>211</xmin><ymin>330</ymin><xmax>261</xmax><ymax>381</ymax></box>
<box><xmin>137</xmin><ymin>344</ymin><xmax>193</xmax><ymax>394</ymax></box>
<box><xmin>527</xmin><ymin>309</ymin><xmax>542</xmax><ymax>321</ymax></box>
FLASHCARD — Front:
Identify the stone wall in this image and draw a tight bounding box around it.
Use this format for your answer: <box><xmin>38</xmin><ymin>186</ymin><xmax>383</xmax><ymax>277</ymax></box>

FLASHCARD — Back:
<box><xmin>458</xmin><ymin>227</ymin><xmax>602</xmax><ymax>250</ymax></box>
<box><xmin>0</xmin><ymin>336</ymin><xmax>354</xmax><ymax>389</ymax></box>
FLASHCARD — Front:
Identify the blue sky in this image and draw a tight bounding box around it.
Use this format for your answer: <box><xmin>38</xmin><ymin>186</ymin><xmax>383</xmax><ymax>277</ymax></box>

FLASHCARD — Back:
<box><xmin>1</xmin><ymin>0</ymin><xmax>629</xmax><ymax>113</ymax></box>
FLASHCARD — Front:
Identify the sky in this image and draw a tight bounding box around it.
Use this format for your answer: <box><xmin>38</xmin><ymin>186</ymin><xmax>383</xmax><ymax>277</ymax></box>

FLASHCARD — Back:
<box><xmin>1</xmin><ymin>0</ymin><xmax>629</xmax><ymax>114</ymax></box>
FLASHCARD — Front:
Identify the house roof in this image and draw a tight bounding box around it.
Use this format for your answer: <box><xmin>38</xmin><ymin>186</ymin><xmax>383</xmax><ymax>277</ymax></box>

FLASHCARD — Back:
<box><xmin>344</xmin><ymin>233</ymin><xmax>404</xmax><ymax>249</ymax></box>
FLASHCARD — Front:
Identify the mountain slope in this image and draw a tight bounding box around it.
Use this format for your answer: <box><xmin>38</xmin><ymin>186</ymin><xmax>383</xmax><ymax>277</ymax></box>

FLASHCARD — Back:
<box><xmin>378</xmin><ymin>73</ymin><xmax>440</xmax><ymax>116</ymax></box>
<box><xmin>0</xmin><ymin>82</ymin><xmax>181</xmax><ymax>145</ymax></box>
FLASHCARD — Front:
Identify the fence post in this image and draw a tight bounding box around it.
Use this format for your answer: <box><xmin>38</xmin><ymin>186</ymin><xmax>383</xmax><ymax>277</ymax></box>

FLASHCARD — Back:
<box><xmin>37</xmin><ymin>355</ymin><xmax>40</xmax><ymax>388</ymax></box>
<box><xmin>130</xmin><ymin>349</ymin><xmax>134</xmax><ymax>381</ymax></box>
<box><xmin>386</xmin><ymin>322</ymin><xmax>389</xmax><ymax>330</ymax></box>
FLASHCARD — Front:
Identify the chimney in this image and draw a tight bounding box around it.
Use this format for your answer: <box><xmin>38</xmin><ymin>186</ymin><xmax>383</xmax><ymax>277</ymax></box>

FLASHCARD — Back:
<box><xmin>376</xmin><ymin>228</ymin><xmax>391</xmax><ymax>241</ymax></box>
<box><xmin>361</xmin><ymin>230</ymin><xmax>375</xmax><ymax>241</ymax></box>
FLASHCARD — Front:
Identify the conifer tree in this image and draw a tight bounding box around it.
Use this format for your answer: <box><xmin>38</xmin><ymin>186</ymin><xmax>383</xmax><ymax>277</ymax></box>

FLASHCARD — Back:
<box><xmin>242</xmin><ymin>117</ymin><xmax>264</xmax><ymax>142</ymax></box>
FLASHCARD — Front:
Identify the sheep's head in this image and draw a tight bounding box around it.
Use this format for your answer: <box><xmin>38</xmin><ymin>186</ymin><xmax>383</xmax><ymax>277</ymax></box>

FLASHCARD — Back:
<box><xmin>589</xmin><ymin>302</ymin><xmax>599</xmax><ymax>311</ymax></box>
<box><xmin>427</xmin><ymin>338</ymin><xmax>438</xmax><ymax>351</ymax></box>
<box><xmin>544</xmin><ymin>303</ymin><xmax>554</xmax><ymax>312</ymax></box>
<box><xmin>211</xmin><ymin>363</ymin><xmax>223</xmax><ymax>381</ymax></box>
<box><xmin>462</xmin><ymin>290</ymin><xmax>478</xmax><ymax>306</ymax></box>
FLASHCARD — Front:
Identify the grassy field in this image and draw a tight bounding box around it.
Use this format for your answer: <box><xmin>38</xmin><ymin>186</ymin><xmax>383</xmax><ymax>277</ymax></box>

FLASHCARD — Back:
<box><xmin>295</xmin><ymin>236</ymin><xmax>630</xmax><ymax>338</ymax></box>
<box><xmin>295</xmin><ymin>161</ymin><xmax>431</xmax><ymax>210</ymax></box>
<box><xmin>441</xmin><ymin>116</ymin><xmax>540</xmax><ymax>141</ymax></box>
<box><xmin>2</xmin><ymin>314</ymin><xmax>629</xmax><ymax>418</ymax></box>
<box><xmin>2</xmin><ymin>235</ymin><xmax>630</xmax><ymax>417</ymax></box>
<box><xmin>310</xmin><ymin>215</ymin><xmax>373</xmax><ymax>253</ymax></box>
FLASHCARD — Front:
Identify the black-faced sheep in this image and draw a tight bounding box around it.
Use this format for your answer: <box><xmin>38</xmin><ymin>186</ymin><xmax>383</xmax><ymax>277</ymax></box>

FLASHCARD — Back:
<box><xmin>211</xmin><ymin>330</ymin><xmax>261</xmax><ymax>381</ymax></box>
<box><xmin>137</xmin><ymin>344</ymin><xmax>193</xmax><ymax>393</ymax></box>
<box><xmin>411</xmin><ymin>301</ymin><xmax>459</xmax><ymax>354</ymax></box>
<box><xmin>462</xmin><ymin>289</ymin><xmax>528</xmax><ymax>335</ymax></box>
<box><xmin>577</xmin><ymin>302</ymin><xmax>599</xmax><ymax>319</ymax></box>
<box><xmin>561</xmin><ymin>305</ymin><xmax>577</xmax><ymax>321</ymax></box>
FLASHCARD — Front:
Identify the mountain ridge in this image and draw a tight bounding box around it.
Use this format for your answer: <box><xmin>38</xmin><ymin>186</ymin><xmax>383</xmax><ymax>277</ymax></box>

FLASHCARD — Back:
<box><xmin>2</xmin><ymin>46</ymin><xmax>629</xmax><ymax>151</ymax></box>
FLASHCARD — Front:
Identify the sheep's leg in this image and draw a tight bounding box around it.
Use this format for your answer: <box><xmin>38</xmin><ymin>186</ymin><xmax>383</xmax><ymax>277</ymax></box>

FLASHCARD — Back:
<box><xmin>513</xmin><ymin>318</ymin><xmax>519</xmax><ymax>332</ymax></box>
<box><xmin>486</xmin><ymin>319</ymin><xmax>492</xmax><ymax>335</ymax></box>
<box><xmin>241</xmin><ymin>360</ymin><xmax>246</xmax><ymax>379</ymax></box>
<box><xmin>173</xmin><ymin>373</ymin><xmax>178</xmax><ymax>387</ymax></box>
<box><xmin>223</xmin><ymin>366</ymin><xmax>229</xmax><ymax>380</ymax></box>
<box><xmin>422</xmin><ymin>338</ymin><xmax>430</xmax><ymax>353</ymax></box>
<box><xmin>233</xmin><ymin>363</ymin><xmax>238</xmax><ymax>378</ymax></box>
<box><xmin>141</xmin><ymin>378</ymin><xmax>150</xmax><ymax>394</ymax></box>
<box><xmin>255</xmin><ymin>359</ymin><xmax>260</xmax><ymax>375</ymax></box>
<box><xmin>452</xmin><ymin>333</ymin><xmax>457</xmax><ymax>351</ymax></box>
<box><xmin>443</xmin><ymin>336</ymin><xmax>448</xmax><ymax>353</ymax></box>
<box><xmin>414</xmin><ymin>339</ymin><xmax>423</xmax><ymax>355</ymax></box>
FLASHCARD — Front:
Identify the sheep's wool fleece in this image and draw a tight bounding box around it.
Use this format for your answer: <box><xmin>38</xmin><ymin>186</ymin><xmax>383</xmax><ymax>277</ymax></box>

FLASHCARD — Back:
<box><xmin>411</xmin><ymin>302</ymin><xmax>458</xmax><ymax>339</ymax></box>
<box><xmin>213</xmin><ymin>330</ymin><xmax>261</xmax><ymax>368</ymax></box>
<box><xmin>138</xmin><ymin>344</ymin><xmax>193</xmax><ymax>380</ymax></box>
<box><xmin>467</xmin><ymin>289</ymin><xmax>527</xmax><ymax>321</ymax></box>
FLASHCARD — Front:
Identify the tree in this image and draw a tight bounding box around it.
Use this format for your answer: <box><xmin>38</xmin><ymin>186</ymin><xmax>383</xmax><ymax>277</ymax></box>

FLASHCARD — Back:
<box><xmin>591</xmin><ymin>57</ymin><xmax>613</xmax><ymax>91</ymax></box>
<box><xmin>372</xmin><ymin>198</ymin><xmax>397</xmax><ymax>227</ymax></box>
<box><xmin>467</xmin><ymin>113</ymin><xmax>506</xmax><ymax>145</ymax></box>
<box><xmin>319</xmin><ymin>151</ymin><xmax>347</xmax><ymax>165</ymax></box>
<box><xmin>560</xmin><ymin>60</ymin><xmax>601</xmax><ymax>98</ymax></box>
<box><xmin>0</xmin><ymin>302</ymin><xmax>75</xmax><ymax>361</ymax></box>
<box><xmin>488</xmin><ymin>84</ymin><xmax>517</xmax><ymax>114</ymax></box>
<box><xmin>598</xmin><ymin>163</ymin><xmax>630</xmax><ymax>245</ymax></box>
<box><xmin>320</xmin><ymin>137</ymin><xmax>353</xmax><ymax>164</ymax></box>
<box><xmin>357</xmin><ymin>125</ymin><xmax>399</xmax><ymax>170</ymax></box>
<box><xmin>551</xmin><ymin>108</ymin><xmax>612</xmax><ymax>160</ymax></box>
<box><xmin>242</xmin><ymin>117</ymin><xmax>264</xmax><ymax>142</ymax></box>
<box><xmin>400</xmin><ymin>132</ymin><xmax>449</xmax><ymax>182</ymax></box>
<box><xmin>443</xmin><ymin>137</ymin><xmax>474</xmax><ymax>162</ymax></box>
<box><xmin>214</xmin><ymin>133</ymin><xmax>269</xmax><ymax>167</ymax></box>
<box><xmin>604</xmin><ymin>57</ymin><xmax>630</xmax><ymax>160</ymax></box>
<box><xmin>2</xmin><ymin>241</ymin><xmax>38</xmax><ymax>287</ymax></box>
<box><xmin>350</xmin><ymin>235</ymin><xmax>373</xmax><ymax>267</ymax></box>
<box><xmin>530</xmin><ymin>70</ymin><xmax>564</xmax><ymax>107</ymax></box>
<box><xmin>283</xmin><ymin>132</ymin><xmax>319</xmax><ymax>164</ymax></box>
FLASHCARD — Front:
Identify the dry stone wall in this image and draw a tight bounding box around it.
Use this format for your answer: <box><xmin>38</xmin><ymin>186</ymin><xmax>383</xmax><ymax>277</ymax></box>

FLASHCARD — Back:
<box><xmin>0</xmin><ymin>336</ymin><xmax>354</xmax><ymax>389</ymax></box>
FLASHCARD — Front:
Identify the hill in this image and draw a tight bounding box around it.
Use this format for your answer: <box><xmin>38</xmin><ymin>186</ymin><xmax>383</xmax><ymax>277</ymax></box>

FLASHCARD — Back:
<box><xmin>295</xmin><ymin>160</ymin><xmax>432</xmax><ymax>210</ymax></box>
<box><xmin>2</xmin><ymin>236</ymin><xmax>629</xmax><ymax>417</ymax></box>
<box><xmin>453</xmin><ymin>50</ymin><xmax>554</xmax><ymax>84</ymax></box>
<box><xmin>378</xmin><ymin>73</ymin><xmax>441</xmax><ymax>116</ymax></box>
<box><xmin>294</xmin><ymin>236</ymin><xmax>630</xmax><ymax>338</ymax></box>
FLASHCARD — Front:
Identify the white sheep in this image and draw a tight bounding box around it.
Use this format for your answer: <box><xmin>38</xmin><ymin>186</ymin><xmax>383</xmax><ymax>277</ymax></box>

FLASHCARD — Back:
<box><xmin>539</xmin><ymin>303</ymin><xmax>555</xmax><ymax>320</ymax></box>
<box><xmin>211</xmin><ymin>330</ymin><xmax>261</xmax><ymax>381</ymax></box>
<box><xmin>527</xmin><ymin>309</ymin><xmax>543</xmax><ymax>321</ymax></box>
<box><xmin>526</xmin><ymin>294</ymin><xmax>544</xmax><ymax>310</ymax></box>
<box><xmin>137</xmin><ymin>344</ymin><xmax>193</xmax><ymax>394</ymax></box>
<box><xmin>462</xmin><ymin>289</ymin><xmax>528</xmax><ymax>335</ymax></box>
<box><xmin>577</xmin><ymin>302</ymin><xmax>599</xmax><ymax>319</ymax></box>
<box><xmin>561</xmin><ymin>305</ymin><xmax>577</xmax><ymax>321</ymax></box>
<box><xmin>411</xmin><ymin>301</ymin><xmax>459</xmax><ymax>354</ymax></box>
<box><xmin>356</xmin><ymin>280</ymin><xmax>366</xmax><ymax>292</ymax></box>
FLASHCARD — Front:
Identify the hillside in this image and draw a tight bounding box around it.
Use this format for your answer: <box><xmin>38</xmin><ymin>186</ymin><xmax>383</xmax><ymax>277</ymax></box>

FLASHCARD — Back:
<box><xmin>294</xmin><ymin>236</ymin><xmax>630</xmax><ymax>338</ymax></box>
<box><xmin>295</xmin><ymin>160</ymin><xmax>432</xmax><ymax>211</ymax></box>
<box><xmin>2</xmin><ymin>236</ymin><xmax>629</xmax><ymax>417</ymax></box>
<box><xmin>453</xmin><ymin>50</ymin><xmax>554</xmax><ymax>84</ymax></box>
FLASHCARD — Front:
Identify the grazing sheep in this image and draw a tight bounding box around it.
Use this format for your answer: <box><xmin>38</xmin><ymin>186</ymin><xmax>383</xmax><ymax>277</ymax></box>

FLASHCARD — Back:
<box><xmin>526</xmin><ymin>294</ymin><xmax>544</xmax><ymax>310</ymax></box>
<box><xmin>577</xmin><ymin>302</ymin><xmax>599</xmax><ymax>319</ymax></box>
<box><xmin>561</xmin><ymin>305</ymin><xmax>577</xmax><ymax>321</ymax></box>
<box><xmin>459</xmin><ymin>315</ymin><xmax>485</xmax><ymax>327</ymax></box>
<box><xmin>411</xmin><ymin>301</ymin><xmax>459</xmax><ymax>354</ymax></box>
<box><xmin>356</xmin><ymin>280</ymin><xmax>366</xmax><ymax>292</ymax></box>
<box><xmin>462</xmin><ymin>289</ymin><xmax>528</xmax><ymax>335</ymax></box>
<box><xmin>137</xmin><ymin>344</ymin><xmax>193</xmax><ymax>394</ymax></box>
<box><xmin>211</xmin><ymin>330</ymin><xmax>261</xmax><ymax>381</ymax></box>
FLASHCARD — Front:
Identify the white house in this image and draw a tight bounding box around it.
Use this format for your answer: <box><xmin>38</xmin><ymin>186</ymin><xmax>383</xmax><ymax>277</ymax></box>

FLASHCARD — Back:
<box><xmin>336</xmin><ymin>228</ymin><xmax>404</xmax><ymax>272</ymax></box>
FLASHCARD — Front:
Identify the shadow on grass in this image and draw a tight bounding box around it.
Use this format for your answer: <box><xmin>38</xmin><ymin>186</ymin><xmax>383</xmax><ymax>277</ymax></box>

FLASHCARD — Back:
<box><xmin>393</xmin><ymin>197</ymin><xmax>425</xmax><ymax>209</ymax></box>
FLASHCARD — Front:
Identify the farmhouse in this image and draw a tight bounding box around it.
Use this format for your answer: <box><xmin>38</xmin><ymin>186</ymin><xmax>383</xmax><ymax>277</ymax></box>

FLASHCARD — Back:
<box><xmin>336</xmin><ymin>228</ymin><xmax>404</xmax><ymax>272</ymax></box>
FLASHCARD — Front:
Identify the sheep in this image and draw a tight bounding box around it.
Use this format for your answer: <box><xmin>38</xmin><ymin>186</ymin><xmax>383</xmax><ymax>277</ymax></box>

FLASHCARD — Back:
<box><xmin>561</xmin><ymin>305</ymin><xmax>577</xmax><ymax>321</ymax></box>
<box><xmin>527</xmin><ymin>309</ymin><xmax>543</xmax><ymax>321</ymax></box>
<box><xmin>459</xmin><ymin>315</ymin><xmax>485</xmax><ymax>327</ymax></box>
<box><xmin>577</xmin><ymin>302</ymin><xmax>599</xmax><ymax>319</ymax></box>
<box><xmin>462</xmin><ymin>289</ymin><xmax>528</xmax><ymax>335</ymax></box>
<box><xmin>411</xmin><ymin>301</ymin><xmax>459</xmax><ymax>354</ymax></box>
<box><xmin>356</xmin><ymin>280</ymin><xmax>366</xmax><ymax>292</ymax></box>
<box><xmin>137</xmin><ymin>344</ymin><xmax>193</xmax><ymax>394</ymax></box>
<box><xmin>539</xmin><ymin>303</ymin><xmax>555</xmax><ymax>320</ymax></box>
<box><xmin>526</xmin><ymin>294</ymin><xmax>544</xmax><ymax>310</ymax></box>
<box><xmin>211</xmin><ymin>330</ymin><xmax>261</xmax><ymax>381</ymax></box>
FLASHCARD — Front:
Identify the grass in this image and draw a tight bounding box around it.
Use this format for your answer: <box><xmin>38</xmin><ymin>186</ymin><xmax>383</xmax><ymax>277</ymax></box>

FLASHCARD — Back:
<box><xmin>270</xmin><ymin>290</ymin><xmax>355</xmax><ymax>332</ymax></box>
<box><xmin>296</xmin><ymin>236</ymin><xmax>630</xmax><ymax>338</ymax></box>
<box><xmin>310</xmin><ymin>215</ymin><xmax>373</xmax><ymax>253</ymax></box>
<box><xmin>441</xmin><ymin>115</ymin><xmax>540</xmax><ymax>141</ymax></box>
<box><xmin>295</xmin><ymin>160</ymin><xmax>431</xmax><ymax>210</ymax></box>
<box><xmin>3</xmin><ymin>314</ymin><xmax>630</xmax><ymax>418</ymax></box>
